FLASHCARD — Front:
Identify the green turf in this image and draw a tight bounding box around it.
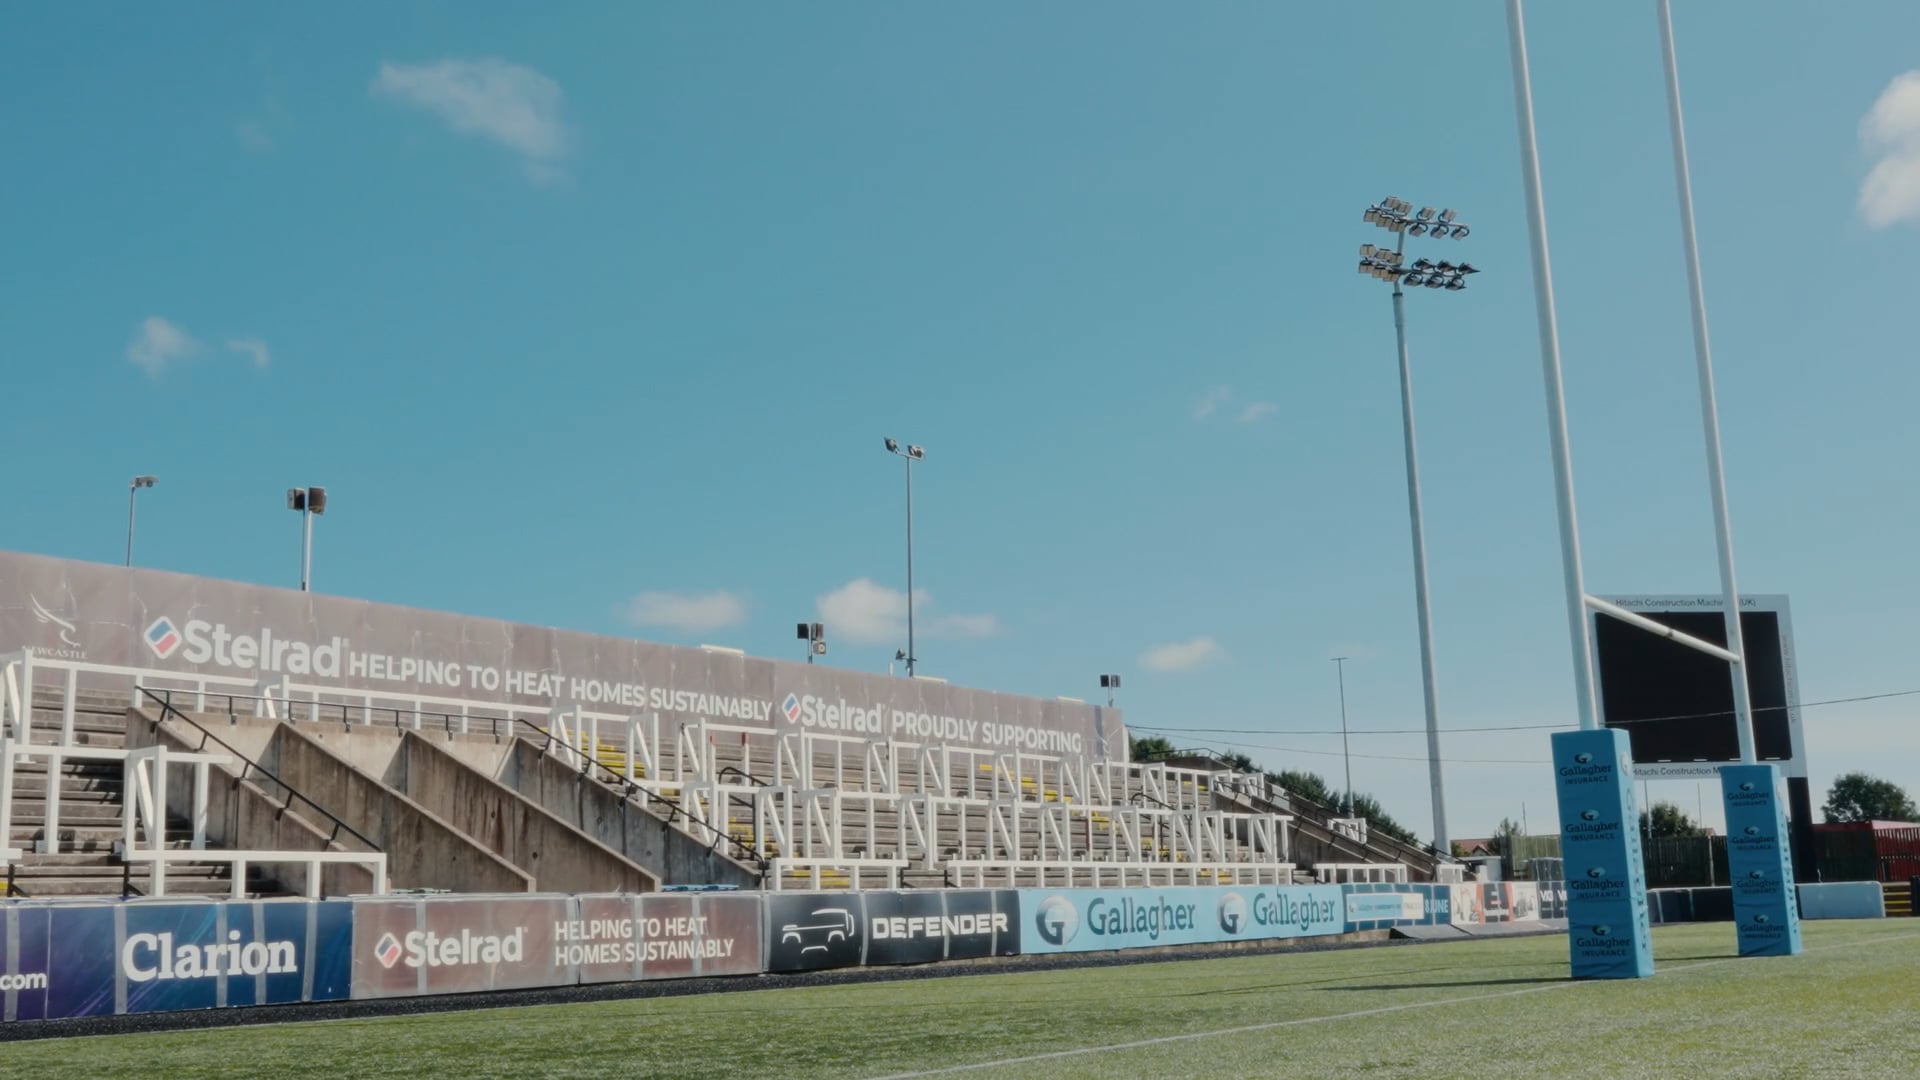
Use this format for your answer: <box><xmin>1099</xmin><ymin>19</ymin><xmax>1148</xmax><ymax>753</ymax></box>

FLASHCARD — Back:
<box><xmin>10</xmin><ymin>922</ymin><xmax>1919</xmax><ymax>1078</ymax></box>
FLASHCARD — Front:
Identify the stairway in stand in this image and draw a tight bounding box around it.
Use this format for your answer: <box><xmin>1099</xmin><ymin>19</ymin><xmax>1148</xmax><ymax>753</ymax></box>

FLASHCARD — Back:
<box><xmin>5</xmin><ymin>691</ymin><xmax>277</xmax><ymax>899</ymax></box>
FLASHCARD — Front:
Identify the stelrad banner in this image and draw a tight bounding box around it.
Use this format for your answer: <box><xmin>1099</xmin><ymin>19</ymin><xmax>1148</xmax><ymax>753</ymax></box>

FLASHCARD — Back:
<box><xmin>349</xmin><ymin>893</ymin><xmax>764</xmax><ymax>999</ymax></box>
<box><xmin>0</xmin><ymin>549</ymin><xmax>1119</xmax><ymax>759</ymax></box>
<box><xmin>1018</xmin><ymin>884</ymin><xmax>1345</xmax><ymax>955</ymax></box>
<box><xmin>1</xmin><ymin>899</ymin><xmax>350</xmax><ymax>1021</ymax></box>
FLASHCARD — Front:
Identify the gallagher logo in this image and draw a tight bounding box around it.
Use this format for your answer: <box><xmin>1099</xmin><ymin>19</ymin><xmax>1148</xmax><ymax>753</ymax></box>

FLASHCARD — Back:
<box><xmin>1582</xmin><ymin>810</ymin><xmax>1600</xmax><ymax>821</ymax></box>
<box><xmin>1035</xmin><ymin>895</ymin><xmax>1078</xmax><ymax>947</ymax></box>
<box><xmin>782</xmin><ymin>693</ymin><xmax>802</xmax><ymax>723</ymax></box>
<box><xmin>144</xmin><ymin>616</ymin><xmax>182</xmax><ymax>659</ymax></box>
<box><xmin>1574</xmin><ymin>752</ymin><xmax>1594</xmax><ymax>764</ymax></box>
<box><xmin>374</xmin><ymin>933</ymin><xmax>404</xmax><ymax>969</ymax></box>
<box><xmin>1739</xmin><ymin>782</ymin><xmax>1757</xmax><ymax>793</ymax></box>
<box><xmin>1217</xmin><ymin>892</ymin><xmax>1249</xmax><ymax>935</ymax></box>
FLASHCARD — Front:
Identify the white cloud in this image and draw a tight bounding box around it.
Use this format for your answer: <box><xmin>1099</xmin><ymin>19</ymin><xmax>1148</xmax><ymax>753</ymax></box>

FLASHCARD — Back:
<box><xmin>816</xmin><ymin>577</ymin><xmax>998</xmax><ymax>646</ymax></box>
<box><xmin>1140</xmin><ymin>636</ymin><xmax>1223</xmax><ymax>673</ymax></box>
<box><xmin>1192</xmin><ymin>385</ymin><xmax>1231</xmax><ymax>421</ymax></box>
<box><xmin>1238</xmin><ymin>401</ymin><xmax>1278</xmax><ymax>424</ymax></box>
<box><xmin>1859</xmin><ymin>71</ymin><xmax>1920</xmax><ymax>228</ymax></box>
<box><xmin>127</xmin><ymin>317</ymin><xmax>197</xmax><ymax>377</ymax></box>
<box><xmin>624</xmin><ymin>590</ymin><xmax>747</xmax><ymax>634</ymax></box>
<box><xmin>371</xmin><ymin>58</ymin><xmax>570</xmax><ymax>182</ymax></box>
<box><xmin>226</xmin><ymin>338</ymin><xmax>271</xmax><ymax>369</ymax></box>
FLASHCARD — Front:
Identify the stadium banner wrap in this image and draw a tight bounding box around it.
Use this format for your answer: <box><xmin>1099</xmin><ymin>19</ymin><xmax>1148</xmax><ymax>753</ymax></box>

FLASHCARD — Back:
<box><xmin>0</xmin><ymin>549</ymin><xmax>1119</xmax><ymax>759</ymax></box>
<box><xmin>349</xmin><ymin>892</ymin><xmax>763</xmax><ymax>999</ymax></box>
<box><xmin>1721</xmin><ymin>764</ymin><xmax>1804</xmax><ymax>957</ymax></box>
<box><xmin>1551</xmin><ymin>728</ymin><xmax>1655</xmax><ymax>979</ymax></box>
<box><xmin>1340</xmin><ymin>882</ymin><xmax>1560</xmax><ymax>932</ymax></box>
<box><xmin>1018</xmin><ymin>884</ymin><xmax>1344</xmax><ymax>955</ymax></box>
<box><xmin>0</xmin><ymin>898</ymin><xmax>350</xmax><ymax>1021</ymax></box>
<box><xmin>766</xmin><ymin>889</ymin><xmax>1019</xmax><ymax>973</ymax></box>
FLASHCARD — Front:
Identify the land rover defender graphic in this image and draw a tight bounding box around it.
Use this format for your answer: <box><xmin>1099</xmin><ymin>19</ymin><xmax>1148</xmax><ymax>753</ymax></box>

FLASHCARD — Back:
<box><xmin>779</xmin><ymin>907</ymin><xmax>854</xmax><ymax>954</ymax></box>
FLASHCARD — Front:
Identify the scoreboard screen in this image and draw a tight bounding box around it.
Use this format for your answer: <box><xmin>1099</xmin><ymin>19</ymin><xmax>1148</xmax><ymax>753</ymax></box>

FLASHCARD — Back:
<box><xmin>1591</xmin><ymin>595</ymin><xmax>1804</xmax><ymax>779</ymax></box>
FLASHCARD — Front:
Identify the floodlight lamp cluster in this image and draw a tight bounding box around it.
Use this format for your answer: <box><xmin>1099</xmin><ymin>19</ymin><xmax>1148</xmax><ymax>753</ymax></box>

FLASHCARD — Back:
<box><xmin>1363</xmin><ymin>197</ymin><xmax>1470</xmax><ymax>240</ymax></box>
<box><xmin>1402</xmin><ymin>257</ymin><xmax>1480</xmax><ymax>291</ymax></box>
<box><xmin>1357</xmin><ymin>244</ymin><xmax>1405</xmax><ymax>281</ymax></box>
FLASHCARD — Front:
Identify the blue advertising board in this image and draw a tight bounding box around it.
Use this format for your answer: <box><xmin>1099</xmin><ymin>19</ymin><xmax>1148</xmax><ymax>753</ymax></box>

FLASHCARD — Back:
<box><xmin>1</xmin><ymin>904</ymin><xmax>54</xmax><ymax>1022</ymax></box>
<box><xmin>1018</xmin><ymin>884</ymin><xmax>1344</xmax><ymax>955</ymax></box>
<box><xmin>4</xmin><ymin>898</ymin><xmax>350</xmax><ymax>1022</ymax></box>
<box><xmin>1340</xmin><ymin>883</ymin><xmax>1451</xmax><ymax>931</ymax></box>
<box><xmin>1551</xmin><ymin>728</ymin><xmax>1655</xmax><ymax>979</ymax></box>
<box><xmin>1721</xmin><ymin>764</ymin><xmax>1804</xmax><ymax>957</ymax></box>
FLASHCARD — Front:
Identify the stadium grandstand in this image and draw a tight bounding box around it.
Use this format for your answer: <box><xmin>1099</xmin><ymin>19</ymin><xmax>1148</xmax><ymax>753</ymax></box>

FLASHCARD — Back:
<box><xmin>1</xmin><ymin>548</ymin><xmax>1440</xmax><ymax>902</ymax></box>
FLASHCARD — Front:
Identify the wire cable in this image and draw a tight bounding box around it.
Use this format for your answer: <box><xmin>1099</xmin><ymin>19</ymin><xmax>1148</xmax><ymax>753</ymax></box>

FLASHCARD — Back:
<box><xmin>1130</xmin><ymin>687</ymin><xmax>1920</xmax><ymax>740</ymax></box>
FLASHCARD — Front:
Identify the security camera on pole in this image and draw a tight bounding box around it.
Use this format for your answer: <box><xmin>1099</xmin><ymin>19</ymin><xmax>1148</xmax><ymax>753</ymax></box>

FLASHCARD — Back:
<box><xmin>798</xmin><ymin>622</ymin><xmax>826</xmax><ymax>664</ymax></box>
<box><xmin>126</xmin><ymin>475</ymin><xmax>157</xmax><ymax>567</ymax></box>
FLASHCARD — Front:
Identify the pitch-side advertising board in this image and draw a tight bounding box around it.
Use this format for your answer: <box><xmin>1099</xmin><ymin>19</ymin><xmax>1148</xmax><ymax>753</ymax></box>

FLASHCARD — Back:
<box><xmin>0</xmin><ymin>898</ymin><xmax>350</xmax><ymax>1021</ymax></box>
<box><xmin>1018</xmin><ymin>884</ymin><xmax>1346</xmax><ymax>955</ymax></box>
<box><xmin>0</xmin><ymin>548</ymin><xmax>1121</xmax><ymax>759</ymax></box>
<box><xmin>349</xmin><ymin>892</ymin><xmax>763</xmax><ymax>999</ymax></box>
<box><xmin>765</xmin><ymin>889</ymin><xmax>1020</xmax><ymax>973</ymax></box>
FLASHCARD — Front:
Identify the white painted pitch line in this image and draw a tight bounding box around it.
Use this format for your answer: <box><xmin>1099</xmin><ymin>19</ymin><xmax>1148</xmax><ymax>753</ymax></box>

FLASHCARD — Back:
<box><xmin>865</xmin><ymin>931</ymin><xmax>1920</xmax><ymax>1079</ymax></box>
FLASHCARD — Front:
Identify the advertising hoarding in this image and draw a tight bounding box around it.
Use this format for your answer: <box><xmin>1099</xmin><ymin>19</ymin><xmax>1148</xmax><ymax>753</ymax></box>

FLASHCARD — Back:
<box><xmin>349</xmin><ymin>893</ymin><xmax>764</xmax><ymax>1000</ymax></box>
<box><xmin>2</xmin><ymin>899</ymin><xmax>349</xmax><ymax>1021</ymax></box>
<box><xmin>1590</xmin><ymin>594</ymin><xmax>1803</xmax><ymax>779</ymax></box>
<box><xmin>0</xmin><ymin>549</ymin><xmax>1119</xmax><ymax>760</ymax></box>
<box><xmin>765</xmin><ymin>889</ymin><xmax>1019</xmax><ymax>973</ymax></box>
<box><xmin>1018</xmin><ymin>884</ymin><xmax>1344</xmax><ymax>956</ymax></box>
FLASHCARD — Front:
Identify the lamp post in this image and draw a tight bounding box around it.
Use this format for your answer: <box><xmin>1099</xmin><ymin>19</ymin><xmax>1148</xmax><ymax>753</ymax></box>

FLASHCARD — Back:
<box><xmin>1355</xmin><ymin>195</ymin><xmax>1477</xmax><ymax>856</ymax></box>
<box><xmin>883</xmin><ymin>437</ymin><xmax>925</xmax><ymax>676</ymax></box>
<box><xmin>1332</xmin><ymin>656</ymin><xmax>1353</xmax><ymax>815</ymax></box>
<box><xmin>286</xmin><ymin>486</ymin><xmax>328</xmax><ymax>592</ymax></box>
<box><xmin>797</xmin><ymin>622</ymin><xmax>826</xmax><ymax>664</ymax></box>
<box><xmin>1099</xmin><ymin>673</ymin><xmax>1121</xmax><ymax>709</ymax></box>
<box><xmin>126</xmin><ymin>475</ymin><xmax>157</xmax><ymax>567</ymax></box>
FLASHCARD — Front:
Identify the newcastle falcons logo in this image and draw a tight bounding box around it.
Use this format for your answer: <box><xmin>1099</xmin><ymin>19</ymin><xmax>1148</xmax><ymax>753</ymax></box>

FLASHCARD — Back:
<box><xmin>30</xmin><ymin>595</ymin><xmax>81</xmax><ymax>648</ymax></box>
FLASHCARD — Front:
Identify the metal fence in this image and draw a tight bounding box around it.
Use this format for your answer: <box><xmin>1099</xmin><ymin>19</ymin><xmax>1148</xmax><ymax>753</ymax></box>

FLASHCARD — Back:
<box><xmin>1502</xmin><ymin>828</ymin><xmax>1920</xmax><ymax>887</ymax></box>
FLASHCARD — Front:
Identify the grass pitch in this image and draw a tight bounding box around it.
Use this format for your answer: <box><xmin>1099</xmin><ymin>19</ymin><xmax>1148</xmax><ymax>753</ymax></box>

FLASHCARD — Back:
<box><xmin>11</xmin><ymin>921</ymin><xmax>1918</xmax><ymax>1078</ymax></box>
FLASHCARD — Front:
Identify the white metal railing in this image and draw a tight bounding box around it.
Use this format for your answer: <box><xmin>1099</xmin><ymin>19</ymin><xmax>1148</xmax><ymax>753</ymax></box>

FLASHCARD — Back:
<box><xmin>7</xmin><ymin>653</ymin><xmax>1426</xmax><ymax>891</ymax></box>
<box><xmin>1</xmin><ymin>649</ymin><xmax>258</xmax><ymax>745</ymax></box>
<box><xmin>118</xmin><ymin>739</ymin><xmax>387</xmax><ymax>899</ymax></box>
<box><xmin>1313</xmin><ymin>862</ymin><xmax>1409</xmax><ymax>884</ymax></box>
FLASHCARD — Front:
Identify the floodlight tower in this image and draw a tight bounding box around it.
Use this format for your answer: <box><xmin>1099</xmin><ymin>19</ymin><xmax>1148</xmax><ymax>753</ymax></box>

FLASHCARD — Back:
<box><xmin>1355</xmin><ymin>196</ymin><xmax>1478</xmax><ymax>856</ymax></box>
<box><xmin>883</xmin><ymin>437</ymin><xmax>925</xmax><ymax>676</ymax></box>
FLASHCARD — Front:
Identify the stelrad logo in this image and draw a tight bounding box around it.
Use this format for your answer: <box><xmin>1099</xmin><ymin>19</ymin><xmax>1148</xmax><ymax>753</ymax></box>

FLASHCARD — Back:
<box><xmin>139</xmin><ymin>615</ymin><xmax>344</xmax><ymax>676</ymax></box>
<box><xmin>380</xmin><ymin>927</ymin><xmax>526</xmax><ymax>969</ymax></box>
<box><xmin>145</xmin><ymin>616</ymin><xmax>182</xmax><ymax>659</ymax></box>
<box><xmin>374</xmin><ymin>933</ymin><xmax>404</xmax><ymax>969</ymax></box>
<box><xmin>783</xmin><ymin>693</ymin><xmax>802</xmax><ymax>722</ymax></box>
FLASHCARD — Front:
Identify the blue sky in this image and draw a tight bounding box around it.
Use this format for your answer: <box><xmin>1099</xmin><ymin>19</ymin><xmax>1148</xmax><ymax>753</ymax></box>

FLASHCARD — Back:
<box><xmin>4</xmin><ymin>2</ymin><xmax>1919</xmax><ymax>841</ymax></box>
